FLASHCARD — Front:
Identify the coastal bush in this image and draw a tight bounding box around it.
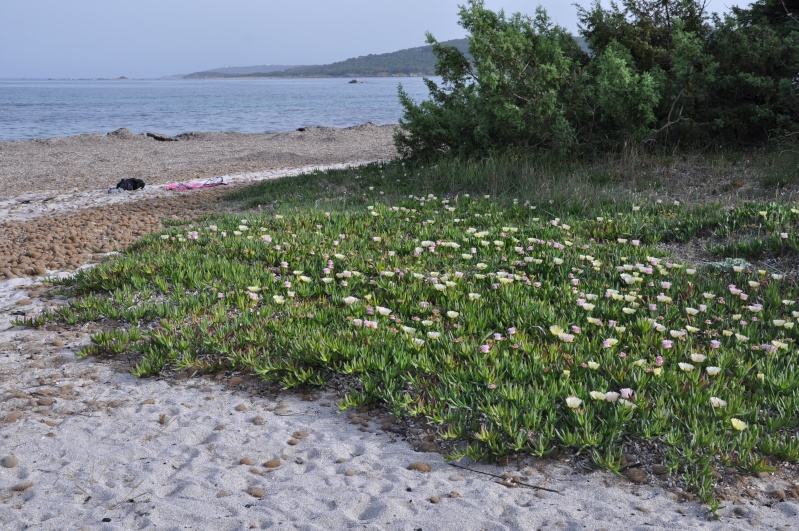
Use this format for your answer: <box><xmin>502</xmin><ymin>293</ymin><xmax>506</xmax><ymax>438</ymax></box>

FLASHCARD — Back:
<box><xmin>396</xmin><ymin>0</ymin><xmax>799</xmax><ymax>160</ymax></box>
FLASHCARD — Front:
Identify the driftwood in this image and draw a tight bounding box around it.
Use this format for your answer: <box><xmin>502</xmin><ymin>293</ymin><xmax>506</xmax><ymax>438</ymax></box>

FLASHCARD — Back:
<box><xmin>145</xmin><ymin>132</ymin><xmax>178</xmax><ymax>142</ymax></box>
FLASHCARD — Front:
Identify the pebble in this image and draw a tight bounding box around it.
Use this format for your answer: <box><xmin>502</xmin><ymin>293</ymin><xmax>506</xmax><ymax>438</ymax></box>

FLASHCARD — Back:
<box><xmin>246</xmin><ymin>486</ymin><xmax>265</xmax><ymax>498</ymax></box>
<box><xmin>263</xmin><ymin>459</ymin><xmax>281</xmax><ymax>469</ymax></box>
<box><xmin>234</xmin><ymin>404</ymin><xmax>248</xmax><ymax>412</ymax></box>
<box><xmin>2</xmin><ymin>456</ymin><xmax>19</xmax><ymax>468</ymax></box>
<box><xmin>292</xmin><ymin>430</ymin><xmax>309</xmax><ymax>439</ymax></box>
<box><xmin>3</xmin><ymin>411</ymin><xmax>23</xmax><ymax>423</ymax></box>
<box><xmin>287</xmin><ymin>439</ymin><xmax>300</xmax><ymax>446</ymax></box>
<box><xmin>651</xmin><ymin>464</ymin><xmax>669</xmax><ymax>475</ymax></box>
<box><xmin>430</xmin><ymin>495</ymin><xmax>442</xmax><ymax>504</ymax></box>
<box><xmin>408</xmin><ymin>462</ymin><xmax>432</xmax><ymax>473</ymax></box>
<box><xmin>345</xmin><ymin>470</ymin><xmax>357</xmax><ymax>477</ymax></box>
<box><xmin>240</xmin><ymin>457</ymin><xmax>252</xmax><ymax>466</ymax></box>
<box><xmin>449</xmin><ymin>474</ymin><xmax>464</xmax><ymax>482</ymax></box>
<box><xmin>252</xmin><ymin>416</ymin><xmax>266</xmax><ymax>426</ymax></box>
<box><xmin>625</xmin><ymin>468</ymin><xmax>648</xmax><ymax>484</ymax></box>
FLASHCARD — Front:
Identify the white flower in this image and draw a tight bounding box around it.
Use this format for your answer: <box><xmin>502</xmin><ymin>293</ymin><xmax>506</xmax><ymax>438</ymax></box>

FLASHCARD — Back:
<box><xmin>468</xmin><ymin>292</ymin><xmax>481</xmax><ymax>301</ymax></box>
<box><xmin>690</xmin><ymin>353</ymin><xmax>706</xmax><ymax>363</ymax></box>
<box><xmin>731</xmin><ymin>418</ymin><xmax>747</xmax><ymax>431</ymax></box>
<box><xmin>375</xmin><ymin>306</ymin><xmax>392</xmax><ymax>316</ymax></box>
<box><xmin>446</xmin><ymin>311</ymin><xmax>459</xmax><ymax>319</ymax></box>
<box><xmin>605</xmin><ymin>392</ymin><xmax>620</xmax><ymax>402</ymax></box>
<box><xmin>587</xmin><ymin>361</ymin><xmax>600</xmax><ymax>370</ymax></box>
<box><xmin>618</xmin><ymin>398</ymin><xmax>637</xmax><ymax>409</ymax></box>
<box><xmin>678</xmin><ymin>362</ymin><xmax>695</xmax><ymax>371</ymax></box>
<box><xmin>343</xmin><ymin>296</ymin><xmax>359</xmax><ymax>305</ymax></box>
<box><xmin>710</xmin><ymin>397</ymin><xmax>727</xmax><ymax>408</ymax></box>
<box><xmin>565</xmin><ymin>396</ymin><xmax>583</xmax><ymax>409</ymax></box>
<box><xmin>706</xmin><ymin>366</ymin><xmax>721</xmax><ymax>376</ymax></box>
<box><xmin>427</xmin><ymin>331</ymin><xmax>441</xmax><ymax>340</ymax></box>
<box><xmin>272</xmin><ymin>295</ymin><xmax>285</xmax><ymax>304</ymax></box>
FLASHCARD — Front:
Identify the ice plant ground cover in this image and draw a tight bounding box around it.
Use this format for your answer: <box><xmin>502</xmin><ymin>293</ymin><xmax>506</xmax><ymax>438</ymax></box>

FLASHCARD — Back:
<box><xmin>21</xmin><ymin>160</ymin><xmax>799</xmax><ymax>510</ymax></box>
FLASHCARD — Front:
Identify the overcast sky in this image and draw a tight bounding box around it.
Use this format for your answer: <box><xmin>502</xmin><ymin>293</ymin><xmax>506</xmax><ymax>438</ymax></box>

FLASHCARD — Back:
<box><xmin>0</xmin><ymin>0</ymin><xmax>754</xmax><ymax>79</ymax></box>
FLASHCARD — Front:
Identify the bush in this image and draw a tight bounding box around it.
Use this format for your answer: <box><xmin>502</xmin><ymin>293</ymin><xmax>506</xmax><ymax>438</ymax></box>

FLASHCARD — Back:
<box><xmin>396</xmin><ymin>0</ymin><xmax>799</xmax><ymax>160</ymax></box>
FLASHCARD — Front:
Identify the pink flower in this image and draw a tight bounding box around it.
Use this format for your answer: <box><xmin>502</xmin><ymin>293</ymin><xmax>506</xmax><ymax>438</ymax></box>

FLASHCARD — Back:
<box><xmin>571</xmin><ymin>326</ymin><xmax>581</xmax><ymax>334</ymax></box>
<box><xmin>655</xmin><ymin>356</ymin><xmax>664</xmax><ymax>366</ymax></box>
<box><xmin>620</xmin><ymin>388</ymin><xmax>634</xmax><ymax>399</ymax></box>
<box><xmin>710</xmin><ymin>340</ymin><xmax>721</xmax><ymax>349</ymax></box>
<box><xmin>662</xmin><ymin>340</ymin><xmax>673</xmax><ymax>349</ymax></box>
<box><xmin>507</xmin><ymin>327</ymin><xmax>517</xmax><ymax>335</ymax></box>
<box><xmin>480</xmin><ymin>344</ymin><xmax>491</xmax><ymax>353</ymax></box>
<box><xmin>493</xmin><ymin>333</ymin><xmax>503</xmax><ymax>340</ymax></box>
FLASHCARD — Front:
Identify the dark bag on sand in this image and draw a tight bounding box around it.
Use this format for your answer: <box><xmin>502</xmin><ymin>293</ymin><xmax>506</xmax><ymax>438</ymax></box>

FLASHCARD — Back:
<box><xmin>117</xmin><ymin>178</ymin><xmax>145</xmax><ymax>191</ymax></box>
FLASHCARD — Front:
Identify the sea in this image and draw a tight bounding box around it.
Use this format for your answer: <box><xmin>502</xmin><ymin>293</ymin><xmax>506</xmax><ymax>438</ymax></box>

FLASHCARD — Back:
<box><xmin>0</xmin><ymin>77</ymin><xmax>437</xmax><ymax>142</ymax></box>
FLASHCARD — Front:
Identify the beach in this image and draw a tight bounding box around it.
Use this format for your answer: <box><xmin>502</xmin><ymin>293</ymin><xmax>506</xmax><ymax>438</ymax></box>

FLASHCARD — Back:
<box><xmin>1</xmin><ymin>126</ymin><xmax>798</xmax><ymax>530</ymax></box>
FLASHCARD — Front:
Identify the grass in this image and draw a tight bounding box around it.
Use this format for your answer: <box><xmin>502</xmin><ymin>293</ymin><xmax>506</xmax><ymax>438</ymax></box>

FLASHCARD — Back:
<box><xmin>18</xmin><ymin>152</ymin><xmax>799</xmax><ymax>511</ymax></box>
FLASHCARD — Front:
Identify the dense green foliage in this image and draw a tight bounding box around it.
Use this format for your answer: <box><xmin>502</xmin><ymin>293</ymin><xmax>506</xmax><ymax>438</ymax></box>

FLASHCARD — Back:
<box><xmin>24</xmin><ymin>159</ymin><xmax>799</xmax><ymax>510</ymax></box>
<box><xmin>396</xmin><ymin>0</ymin><xmax>799</xmax><ymax>159</ymax></box>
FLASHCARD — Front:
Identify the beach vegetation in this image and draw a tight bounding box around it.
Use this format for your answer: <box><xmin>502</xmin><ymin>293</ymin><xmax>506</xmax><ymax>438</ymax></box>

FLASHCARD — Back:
<box><xmin>18</xmin><ymin>156</ymin><xmax>799</xmax><ymax>510</ymax></box>
<box><xmin>395</xmin><ymin>0</ymin><xmax>799</xmax><ymax>160</ymax></box>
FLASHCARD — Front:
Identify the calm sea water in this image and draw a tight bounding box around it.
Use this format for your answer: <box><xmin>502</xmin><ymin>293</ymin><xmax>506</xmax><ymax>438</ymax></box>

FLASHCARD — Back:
<box><xmin>0</xmin><ymin>77</ymin><xmax>435</xmax><ymax>142</ymax></box>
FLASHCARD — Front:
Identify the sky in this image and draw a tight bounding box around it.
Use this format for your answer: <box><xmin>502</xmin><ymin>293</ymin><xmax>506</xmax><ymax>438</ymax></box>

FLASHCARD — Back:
<box><xmin>0</xmin><ymin>0</ymin><xmax>754</xmax><ymax>79</ymax></box>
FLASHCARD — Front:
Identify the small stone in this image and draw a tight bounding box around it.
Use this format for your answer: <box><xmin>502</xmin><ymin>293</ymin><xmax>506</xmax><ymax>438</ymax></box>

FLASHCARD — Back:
<box><xmin>52</xmin><ymin>340</ymin><xmax>65</xmax><ymax>347</ymax></box>
<box><xmin>651</xmin><ymin>464</ymin><xmax>669</xmax><ymax>475</ymax></box>
<box><xmin>416</xmin><ymin>441</ymin><xmax>440</xmax><ymax>453</ymax></box>
<box><xmin>234</xmin><ymin>404</ymin><xmax>248</xmax><ymax>412</ymax></box>
<box><xmin>2</xmin><ymin>456</ymin><xmax>19</xmax><ymax>468</ymax></box>
<box><xmin>3</xmin><ymin>411</ymin><xmax>23</xmax><ymax>423</ymax></box>
<box><xmin>37</xmin><ymin>397</ymin><xmax>54</xmax><ymax>406</ymax></box>
<box><xmin>408</xmin><ymin>462</ymin><xmax>432</xmax><ymax>473</ymax></box>
<box><xmin>381</xmin><ymin>422</ymin><xmax>393</xmax><ymax>431</ymax></box>
<box><xmin>292</xmin><ymin>430</ymin><xmax>309</xmax><ymax>439</ymax></box>
<box><xmin>252</xmin><ymin>416</ymin><xmax>266</xmax><ymax>426</ymax></box>
<box><xmin>229</xmin><ymin>377</ymin><xmax>244</xmax><ymax>387</ymax></box>
<box><xmin>625</xmin><ymin>468</ymin><xmax>648</xmax><ymax>484</ymax></box>
<box><xmin>240</xmin><ymin>457</ymin><xmax>252</xmax><ymax>466</ymax></box>
<box><xmin>449</xmin><ymin>491</ymin><xmax>461</xmax><ymax>498</ymax></box>
<box><xmin>345</xmin><ymin>470</ymin><xmax>357</xmax><ymax>477</ymax></box>
<box><xmin>287</xmin><ymin>439</ymin><xmax>300</xmax><ymax>446</ymax></box>
<box><xmin>733</xmin><ymin>506</ymin><xmax>748</xmax><ymax>518</ymax></box>
<box><xmin>449</xmin><ymin>474</ymin><xmax>464</xmax><ymax>482</ymax></box>
<box><xmin>249</xmin><ymin>468</ymin><xmax>262</xmax><ymax>476</ymax></box>
<box><xmin>263</xmin><ymin>459</ymin><xmax>281</xmax><ymax>469</ymax></box>
<box><xmin>216</xmin><ymin>491</ymin><xmax>230</xmax><ymax>498</ymax></box>
<box><xmin>635</xmin><ymin>504</ymin><xmax>652</xmax><ymax>514</ymax></box>
<box><xmin>16</xmin><ymin>299</ymin><xmax>33</xmax><ymax>306</ymax></box>
<box><xmin>430</xmin><ymin>495</ymin><xmax>442</xmax><ymax>504</ymax></box>
<box><xmin>623</xmin><ymin>453</ymin><xmax>638</xmax><ymax>465</ymax></box>
<box><xmin>768</xmin><ymin>489</ymin><xmax>786</xmax><ymax>501</ymax></box>
<box><xmin>246</xmin><ymin>486</ymin><xmax>265</xmax><ymax>498</ymax></box>
<box><xmin>12</xmin><ymin>481</ymin><xmax>34</xmax><ymax>492</ymax></box>
<box><xmin>214</xmin><ymin>424</ymin><xmax>225</xmax><ymax>431</ymax></box>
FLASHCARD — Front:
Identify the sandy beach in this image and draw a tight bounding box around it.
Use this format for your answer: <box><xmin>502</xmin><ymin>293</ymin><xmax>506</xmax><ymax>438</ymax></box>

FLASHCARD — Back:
<box><xmin>1</xmin><ymin>126</ymin><xmax>798</xmax><ymax>530</ymax></box>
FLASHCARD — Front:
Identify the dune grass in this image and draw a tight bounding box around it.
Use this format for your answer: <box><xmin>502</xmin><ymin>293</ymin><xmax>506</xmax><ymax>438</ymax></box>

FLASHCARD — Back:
<box><xmin>20</xmin><ymin>154</ymin><xmax>799</xmax><ymax>510</ymax></box>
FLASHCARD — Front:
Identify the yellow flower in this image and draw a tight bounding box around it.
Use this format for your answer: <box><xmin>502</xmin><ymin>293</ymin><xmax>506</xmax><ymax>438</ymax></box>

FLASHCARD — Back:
<box><xmin>587</xmin><ymin>361</ymin><xmax>600</xmax><ymax>370</ymax></box>
<box><xmin>549</xmin><ymin>325</ymin><xmax>564</xmax><ymax>336</ymax></box>
<box><xmin>731</xmin><ymin>418</ymin><xmax>747</xmax><ymax>431</ymax></box>
<box><xmin>653</xmin><ymin>367</ymin><xmax>663</xmax><ymax>376</ymax></box>
<box><xmin>589</xmin><ymin>391</ymin><xmax>606</xmax><ymax>401</ymax></box>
